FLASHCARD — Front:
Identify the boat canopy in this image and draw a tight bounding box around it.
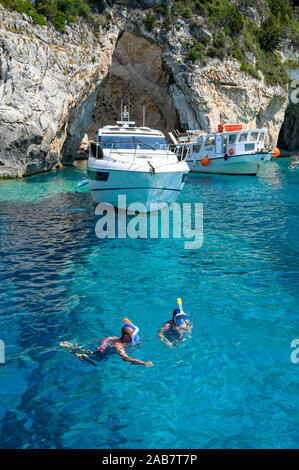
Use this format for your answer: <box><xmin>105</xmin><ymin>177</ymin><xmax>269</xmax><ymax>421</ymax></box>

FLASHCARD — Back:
<box><xmin>98</xmin><ymin>135</ymin><xmax>168</xmax><ymax>150</ymax></box>
<box><xmin>218</xmin><ymin>124</ymin><xmax>243</xmax><ymax>133</ymax></box>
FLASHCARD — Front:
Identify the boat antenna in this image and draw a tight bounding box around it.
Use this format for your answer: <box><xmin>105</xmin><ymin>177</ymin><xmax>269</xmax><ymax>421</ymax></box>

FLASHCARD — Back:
<box><xmin>142</xmin><ymin>105</ymin><xmax>146</xmax><ymax>127</ymax></box>
<box><xmin>117</xmin><ymin>99</ymin><xmax>135</xmax><ymax>127</ymax></box>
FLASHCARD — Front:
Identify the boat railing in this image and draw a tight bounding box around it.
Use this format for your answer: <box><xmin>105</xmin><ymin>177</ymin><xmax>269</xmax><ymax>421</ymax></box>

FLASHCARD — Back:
<box><xmin>104</xmin><ymin>142</ymin><xmax>189</xmax><ymax>163</ymax></box>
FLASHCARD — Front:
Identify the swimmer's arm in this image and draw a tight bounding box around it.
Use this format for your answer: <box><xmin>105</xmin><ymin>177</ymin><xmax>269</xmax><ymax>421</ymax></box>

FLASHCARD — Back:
<box><xmin>158</xmin><ymin>323</ymin><xmax>173</xmax><ymax>347</ymax></box>
<box><xmin>186</xmin><ymin>320</ymin><xmax>193</xmax><ymax>334</ymax></box>
<box><xmin>114</xmin><ymin>343</ymin><xmax>153</xmax><ymax>367</ymax></box>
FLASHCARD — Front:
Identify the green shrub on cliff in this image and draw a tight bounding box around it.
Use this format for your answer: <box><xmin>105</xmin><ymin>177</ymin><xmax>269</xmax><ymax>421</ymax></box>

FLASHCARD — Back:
<box><xmin>0</xmin><ymin>0</ymin><xmax>91</xmax><ymax>29</ymax></box>
<box><xmin>170</xmin><ymin>0</ymin><xmax>293</xmax><ymax>86</ymax></box>
<box><xmin>0</xmin><ymin>0</ymin><xmax>48</xmax><ymax>25</ymax></box>
<box><xmin>18</xmin><ymin>1</ymin><xmax>48</xmax><ymax>25</ymax></box>
<box><xmin>143</xmin><ymin>12</ymin><xmax>155</xmax><ymax>31</ymax></box>
<box><xmin>153</xmin><ymin>2</ymin><xmax>171</xmax><ymax>29</ymax></box>
<box><xmin>1</xmin><ymin>0</ymin><xmax>297</xmax><ymax>87</ymax></box>
<box><xmin>204</xmin><ymin>0</ymin><xmax>244</xmax><ymax>35</ymax></box>
<box><xmin>35</xmin><ymin>0</ymin><xmax>91</xmax><ymax>30</ymax></box>
<box><xmin>268</xmin><ymin>0</ymin><xmax>291</xmax><ymax>23</ymax></box>
<box><xmin>182</xmin><ymin>38</ymin><xmax>207</xmax><ymax>63</ymax></box>
<box><xmin>42</xmin><ymin>0</ymin><xmax>90</xmax><ymax>19</ymax></box>
<box><xmin>291</xmin><ymin>18</ymin><xmax>299</xmax><ymax>47</ymax></box>
<box><xmin>173</xmin><ymin>0</ymin><xmax>193</xmax><ymax>19</ymax></box>
<box><xmin>153</xmin><ymin>3</ymin><xmax>170</xmax><ymax>16</ymax></box>
<box><xmin>258</xmin><ymin>15</ymin><xmax>283</xmax><ymax>51</ymax></box>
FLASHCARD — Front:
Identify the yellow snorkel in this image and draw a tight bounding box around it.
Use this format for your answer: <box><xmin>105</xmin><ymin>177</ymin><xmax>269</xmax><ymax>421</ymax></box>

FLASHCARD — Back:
<box><xmin>177</xmin><ymin>298</ymin><xmax>183</xmax><ymax>313</ymax></box>
<box><xmin>174</xmin><ymin>298</ymin><xmax>187</xmax><ymax>326</ymax></box>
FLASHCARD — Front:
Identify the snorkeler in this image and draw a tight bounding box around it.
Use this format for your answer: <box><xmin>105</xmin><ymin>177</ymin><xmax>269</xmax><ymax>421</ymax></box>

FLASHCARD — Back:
<box><xmin>60</xmin><ymin>318</ymin><xmax>153</xmax><ymax>367</ymax></box>
<box><xmin>290</xmin><ymin>156</ymin><xmax>299</xmax><ymax>168</ymax></box>
<box><xmin>158</xmin><ymin>298</ymin><xmax>192</xmax><ymax>347</ymax></box>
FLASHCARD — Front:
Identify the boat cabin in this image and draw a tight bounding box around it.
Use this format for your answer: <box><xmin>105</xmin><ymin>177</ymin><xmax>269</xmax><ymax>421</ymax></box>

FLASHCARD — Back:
<box><xmin>96</xmin><ymin>126</ymin><xmax>168</xmax><ymax>151</ymax></box>
<box><xmin>187</xmin><ymin>125</ymin><xmax>266</xmax><ymax>159</ymax></box>
<box><xmin>90</xmin><ymin>104</ymin><xmax>170</xmax><ymax>158</ymax></box>
<box><xmin>89</xmin><ymin>125</ymin><xmax>175</xmax><ymax>160</ymax></box>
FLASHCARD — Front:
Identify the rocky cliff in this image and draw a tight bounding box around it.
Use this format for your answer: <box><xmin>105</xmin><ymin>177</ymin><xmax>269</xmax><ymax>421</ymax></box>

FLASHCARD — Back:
<box><xmin>0</xmin><ymin>5</ymin><xmax>118</xmax><ymax>177</ymax></box>
<box><xmin>278</xmin><ymin>51</ymin><xmax>299</xmax><ymax>152</ymax></box>
<box><xmin>0</xmin><ymin>2</ymin><xmax>298</xmax><ymax>178</ymax></box>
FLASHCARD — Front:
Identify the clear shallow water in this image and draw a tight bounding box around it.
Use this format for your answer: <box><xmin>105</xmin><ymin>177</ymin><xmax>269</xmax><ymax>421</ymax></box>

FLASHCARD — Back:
<box><xmin>0</xmin><ymin>159</ymin><xmax>298</xmax><ymax>449</ymax></box>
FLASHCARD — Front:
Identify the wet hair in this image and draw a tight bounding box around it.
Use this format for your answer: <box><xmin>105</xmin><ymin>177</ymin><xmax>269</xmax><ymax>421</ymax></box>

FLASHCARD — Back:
<box><xmin>121</xmin><ymin>326</ymin><xmax>132</xmax><ymax>338</ymax></box>
<box><xmin>172</xmin><ymin>308</ymin><xmax>179</xmax><ymax>320</ymax></box>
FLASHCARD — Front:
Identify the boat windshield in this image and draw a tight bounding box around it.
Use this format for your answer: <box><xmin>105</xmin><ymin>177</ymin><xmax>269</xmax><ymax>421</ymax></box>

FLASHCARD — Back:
<box><xmin>99</xmin><ymin>135</ymin><xmax>168</xmax><ymax>150</ymax></box>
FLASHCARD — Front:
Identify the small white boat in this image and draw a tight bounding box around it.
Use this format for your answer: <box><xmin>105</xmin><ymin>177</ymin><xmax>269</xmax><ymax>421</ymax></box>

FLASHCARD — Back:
<box><xmin>174</xmin><ymin>124</ymin><xmax>278</xmax><ymax>175</ymax></box>
<box><xmin>87</xmin><ymin>107</ymin><xmax>189</xmax><ymax>211</ymax></box>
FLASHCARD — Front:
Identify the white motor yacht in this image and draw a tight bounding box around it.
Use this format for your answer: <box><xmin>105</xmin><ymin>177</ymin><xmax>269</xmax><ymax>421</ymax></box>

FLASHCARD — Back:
<box><xmin>87</xmin><ymin>107</ymin><xmax>189</xmax><ymax>211</ymax></box>
<box><xmin>174</xmin><ymin>124</ymin><xmax>279</xmax><ymax>175</ymax></box>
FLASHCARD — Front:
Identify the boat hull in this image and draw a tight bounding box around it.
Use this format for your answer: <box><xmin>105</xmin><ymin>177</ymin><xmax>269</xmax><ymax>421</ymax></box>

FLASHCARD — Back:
<box><xmin>186</xmin><ymin>152</ymin><xmax>272</xmax><ymax>175</ymax></box>
<box><xmin>87</xmin><ymin>161</ymin><xmax>189</xmax><ymax>211</ymax></box>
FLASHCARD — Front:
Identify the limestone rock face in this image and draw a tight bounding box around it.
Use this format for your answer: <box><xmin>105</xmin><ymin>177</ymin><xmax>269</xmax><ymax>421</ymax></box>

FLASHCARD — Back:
<box><xmin>88</xmin><ymin>31</ymin><xmax>180</xmax><ymax>136</ymax></box>
<box><xmin>91</xmin><ymin>6</ymin><xmax>289</xmax><ymax>148</ymax></box>
<box><xmin>164</xmin><ymin>55</ymin><xmax>287</xmax><ymax>146</ymax></box>
<box><xmin>0</xmin><ymin>6</ymin><xmax>118</xmax><ymax>176</ymax></box>
<box><xmin>0</xmin><ymin>4</ymin><xmax>296</xmax><ymax>178</ymax></box>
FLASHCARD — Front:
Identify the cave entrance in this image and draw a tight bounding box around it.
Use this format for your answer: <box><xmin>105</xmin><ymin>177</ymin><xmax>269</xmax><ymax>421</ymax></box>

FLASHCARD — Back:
<box><xmin>87</xmin><ymin>31</ymin><xmax>181</xmax><ymax>139</ymax></box>
<box><xmin>277</xmin><ymin>103</ymin><xmax>299</xmax><ymax>152</ymax></box>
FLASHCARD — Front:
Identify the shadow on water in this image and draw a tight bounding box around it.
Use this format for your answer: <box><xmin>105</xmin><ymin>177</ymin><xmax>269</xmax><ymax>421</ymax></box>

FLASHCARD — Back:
<box><xmin>0</xmin><ymin>191</ymin><xmax>108</xmax><ymax>448</ymax></box>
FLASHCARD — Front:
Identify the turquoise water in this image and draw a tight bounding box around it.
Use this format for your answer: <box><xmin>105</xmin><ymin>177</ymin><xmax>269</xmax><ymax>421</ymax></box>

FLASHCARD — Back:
<box><xmin>0</xmin><ymin>160</ymin><xmax>298</xmax><ymax>449</ymax></box>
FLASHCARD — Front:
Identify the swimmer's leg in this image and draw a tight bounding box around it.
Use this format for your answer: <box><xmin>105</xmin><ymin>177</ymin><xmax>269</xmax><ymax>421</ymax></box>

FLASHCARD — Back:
<box><xmin>60</xmin><ymin>341</ymin><xmax>93</xmax><ymax>354</ymax></box>
<box><xmin>60</xmin><ymin>341</ymin><xmax>96</xmax><ymax>364</ymax></box>
<box><xmin>60</xmin><ymin>341</ymin><xmax>75</xmax><ymax>348</ymax></box>
<box><xmin>72</xmin><ymin>352</ymin><xmax>97</xmax><ymax>366</ymax></box>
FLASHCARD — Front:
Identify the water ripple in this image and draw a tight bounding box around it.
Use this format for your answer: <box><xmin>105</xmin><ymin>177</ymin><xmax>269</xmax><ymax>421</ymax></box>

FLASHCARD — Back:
<box><xmin>0</xmin><ymin>162</ymin><xmax>298</xmax><ymax>448</ymax></box>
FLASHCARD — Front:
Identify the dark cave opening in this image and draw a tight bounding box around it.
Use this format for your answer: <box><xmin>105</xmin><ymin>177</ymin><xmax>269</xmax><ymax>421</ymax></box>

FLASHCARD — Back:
<box><xmin>87</xmin><ymin>31</ymin><xmax>182</xmax><ymax>139</ymax></box>
<box><xmin>277</xmin><ymin>103</ymin><xmax>299</xmax><ymax>152</ymax></box>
